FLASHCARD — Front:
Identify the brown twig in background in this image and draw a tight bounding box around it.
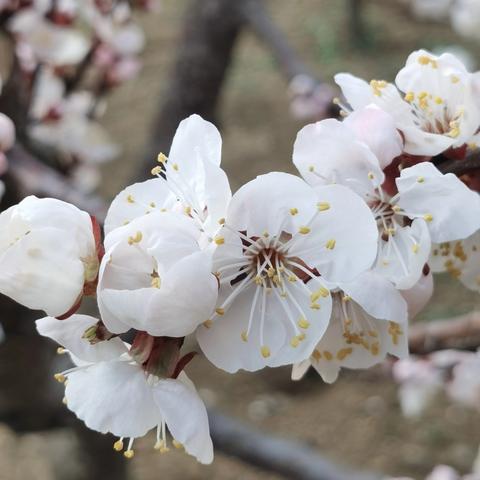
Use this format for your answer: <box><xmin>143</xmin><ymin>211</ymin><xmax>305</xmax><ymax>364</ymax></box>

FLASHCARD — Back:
<box><xmin>438</xmin><ymin>150</ymin><xmax>480</xmax><ymax>176</ymax></box>
<box><xmin>409</xmin><ymin>311</ymin><xmax>480</xmax><ymax>355</ymax></box>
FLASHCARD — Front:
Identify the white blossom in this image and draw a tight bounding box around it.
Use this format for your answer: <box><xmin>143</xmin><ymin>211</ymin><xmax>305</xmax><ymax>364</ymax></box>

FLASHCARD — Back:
<box><xmin>98</xmin><ymin>211</ymin><xmax>218</xmax><ymax>337</ymax></box>
<box><xmin>197</xmin><ymin>172</ymin><xmax>378</xmax><ymax>372</ymax></box>
<box><xmin>36</xmin><ymin>314</ymin><xmax>213</xmax><ymax>464</ymax></box>
<box><xmin>335</xmin><ymin>50</ymin><xmax>480</xmax><ymax>156</ymax></box>
<box><xmin>0</xmin><ymin>196</ymin><xmax>99</xmax><ymax>316</ymax></box>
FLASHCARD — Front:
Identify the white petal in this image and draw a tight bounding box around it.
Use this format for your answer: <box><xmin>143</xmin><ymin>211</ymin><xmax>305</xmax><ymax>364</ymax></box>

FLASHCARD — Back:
<box><xmin>104</xmin><ymin>179</ymin><xmax>177</xmax><ymax>235</ymax></box>
<box><xmin>292</xmin><ymin>184</ymin><xmax>379</xmax><ymax>282</ymax></box>
<box><xmin>65</xmin><ymin>360</ymin><xmax>158</xmax><ymax>437</ymax></box>
<box><xmin>291</xmin><ymin>359</ymin><xmax>311</xmax><ymax>380</ymax></box>
<box><xmin>397</xmin><ymin>162</ymin><xmax>480</xmax><ymax>242</ymax></box>
<box><xmin>0</xmin><ymin>228</ymin><xmax>85</xmax><ymax>316</ymax></box>
<box><xmin>292</xmin><ymin>118</ymin><xmax>384</xmax><ymax>198</ymax></box>
<box><xmin>343</xmin><ymin>104</ymin><xmax>403</xmax><ymax>169</ymax></box>
<box><xmin>152</xmin><ymin>374</ymin><xmax>213</xmax><ymax>464</ymax></box>
<box><xmin>197</xmin><ymin>277</ymin><xmax>332</xmax><ymax>372</ymax></box>
<box><xmin>400</xmin><ymin>271</ymin><xmax>433</xmax><ymax>318</ymax></box>
<box><xmin>169</xmin><ymin>114</ymin><xmax>222</xmax><ymax>167</ymax></box>
<box><xmin>338</xmin><ymin>271</ymin><xmax>408</xmax><ymax>323</ymax></box>
<box><xmin>36</xmin><ymin>315</ymin><xmax>127</xmax><ymax>362</ymax></box>
<box><xmin>225</xmin><ymin>172</ymin><xmax>317</xmax><ymax>235</ymax></box>
<box><xmin>334</xmin><ymin>73</ymin><xmax>374</xmax><ymax>110</ymax></box>
<box><xmin>375</xmin><ymin>219</ymin><xmax>431</xmax><ymax>290</ymax></box>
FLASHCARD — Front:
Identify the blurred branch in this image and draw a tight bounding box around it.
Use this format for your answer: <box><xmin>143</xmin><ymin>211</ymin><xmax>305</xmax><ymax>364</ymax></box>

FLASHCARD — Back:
<box><xmin>209</xmin><ymin>409</ymin><xmax>380</xmax><ymax>480</ymax></box>
<box><xmin>409</xmin><ymin>311</ymin><xmax>480</xmax><ymax>355</ymax></box>
<box><xmin>438</xmin><ymin>150</ymin><xmax>480</xmax><ymax>176</ymax></box>
<box><xmin>7</xmin><ymin>143</ymin><xmax>108</xmax><ymax>221</ymax></box>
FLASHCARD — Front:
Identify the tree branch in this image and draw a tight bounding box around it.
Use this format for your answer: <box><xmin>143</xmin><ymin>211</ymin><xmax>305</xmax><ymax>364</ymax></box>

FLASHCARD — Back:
<box><xmin>438</xmin><ymin>150</ymin><xmax>480</xmax><ymax>176</ymax></box>
<box><xmin>209</xmin><ymin>409</ymin><xmax>380</xmax><ymax>480</ymax></box>
<box><xmin>408</xmin><ymin>311</ymin><xmax>480</xmax><ymax>355</ymax></box>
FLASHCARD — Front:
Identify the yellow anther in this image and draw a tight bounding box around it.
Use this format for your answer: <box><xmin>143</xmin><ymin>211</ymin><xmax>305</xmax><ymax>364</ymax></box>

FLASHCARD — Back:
<box><xmin>128</xmin><ymin>231</ymin><xmax>143</xmax><ymax>245</ymax></box>
<box><xmin>404</xmin><ymin>91</ymin><xmax>414</xmax><ymax>102</ymax></box>
<box><xmin>172</xmin><ymin>163</ymin><xmax>179</xmax><ymax>171</ymax></box>
<box><xmin>368</xmin><ymin>330</ymin><xmax>378</xmax><ymax>338</ymax></box>
<box><xmin>56</xmin><ymin>347</ymin><xmax>66</xmax><ymax>354</ymax></box>
<box><xmin>172</xmin><ymin>440</ymin><xmax>184</xmax><ymax>450</ymax></box>
<box><xmin>387</xmin><ymin>227</ymin><xmax>396</xmax><ymax>236</ymax></box>
<box><xmin>423</xmin><ymin>213</ymin><xmax>433</xmax><ymax>222</ymax></box>
<box><xmin>267</xmin><ymin>267</ymin><xmax>275</xmax><ymax>278</ymax></box>
<box><xmin>451</xmin><ymin>75</ymin><xmax>460</xmax><ymax>84</ymax></box>
<box><xmin>288</xmin><ymin>275</ymin><xmax>297</xmax><ymax>282</ymax></box>
<box><xmin>157</xmin><ymin>152</ymin><xmax>167</xmax><ymax>164</ymax></box>
<box><xmin>317</xmin><ymin>201</ymin><xmax>330</xmax><ymax>211</ymax></box>
<box><xmin>342</xmin><ymin>295</ymin><xmax>351</xmax><ymax>302</ymax></box>
<box><xmin>261</xmin><ymin>346</ymin><xmax>271</xmax><ymax>358</ymax></box>
<box><xmin>127</xmin><ymin>194</ymin><xmax>135</xmax><ymax>204</ymax></box>
<box><xmin>290</xmin><ymin>336</ymin><xmax>300</xmax><ymax>348</ymax></box>
<box><xmin>54</xmin><ymin>373</ymin><xmax>66</xmax><ymax>383</ymax></box>
<box><xmin>370</xmin><ymin>342</ymin><xmax>380</xmax><ymax>355</ymax></box>
<box><xmin>184</xmin><ymin>206</ymin><xmax>192</xmax><ymax>215</ymax></box>
<box><xmin>215</xmin><ymin>307</ymin><xmax>225</xmax><ymax>316</ymax></box>
<box><xmin>263</xmin><ymin>231</ymin><xmax>270</xmax><ymax>238</ymax></box>
<box><xmin>392</xmin><ymin>205</ymin><xmax>401</xmax><ymax>213</ymax></box>
<box><xmin>325</xmin><ymin>239</ymin><xmax>336</xmax><ymax>250</ymax></box>
<box><xmin>323</xmin><ymin>350</ymin><xmax>333</xmax><ymax>361</ymax></box>
<box><xmin>151</xmin><ymin>276</ymin><xmax>161</xmax><ymax>289</ymax></box>
<box><xmin>160</xmin><ymin>208</ymin><xmax>167</xmax><ymax>212</ymax></box>
<box><xmin>241</xmin><ymin>331</ymin><xmax>248</xmax><ymax>342</ymax></box>
<box><xmin>368</xmin><ymin>172</ymin><xmax>375</xmax><ymax>180</ymax></box>
<box><xmin>312</xmin><ymin>349</ymin><xmax>322</xmax><ymax>361</ymax></box>
<box><xmin>417</xmin><ymin>91</ymin><xmax>428</xmax><ymax>100</ymax></box>
<box><xmin>218</xmin><ymin>217</ymin><xmax>225</xmax><ymax>225</ymax></box>
<box><xmin>449</xmin><ymin>126</ymin><xmax>460</xmax><ymax>138</ymax></box>
<box><xmin>298</xmin><ymin>318</ymin><xmax>310</xmax><ymax>329</ymax></box>
<box><xmin>214</xmin><ymin>236</ymin><xmax>225</xmax><ymax>245</ymax></box>
<box><xmin>310</xmin><ymin>303</ymin><xmax>321</xmax><ymax>310</ymax></box>
<box><xmin>434</xmin><ymin>96</ymin><xmax>443</xmax><ymax>105</ymax></box>
<box><xmin>124</xmin><ymin>450</ymin><xmax>135</xmax><ymax>459</ymax></box>
<box><xmin>417</xmin><ymin>176</ymin><xmax>425</xmax><ymax>183</ymax></box>
<box><xmin>370</xmin><ymin>79</ymin><xmax>387</xmax><ymax>96</ymax></box>
<box><xmin>151</xmin><ymin>166</ymin><xmax>162</xmax><ymax>176</ymax></box>
<box><xmin>255</xmin><ymin>276</ymin><xmax>263</xmax><ymax>285</ymax></box>
<box><xmin>336</xmin><ymin>348</ymin><xmax>353</xmax><ymax>361</ymax></box>
<box><xmin>308</xmin><ymin>165</ymin><xmax>315</xmax><ymax>172</ymax></box>
<box><xmin>297</xmin><ymin>332</ymin><xmax>306</xmax><ymax>341</ymax></box>
<box><xmin>299</xmin><ymin>226</ymin><xmax>310</xmax><ymax>235</ymax></box>
<box><xmin>417</xmin><ymin>55</ymin><xmax>432</xmax><ymax>65</ymax></box>
<box><xmin>290</xmin><ymin>207</ymin><xmax>299</xmax><ymax>216</ymax></box>
<box><xmin>123</xmin><ymin>220</ymin><xmax>130</xmax><ymax>225</ymax></box>
<box><xmin>310</xmin><ymin>286</ymin><xmax>329</xmax><ymax>303</ymax></box>
<box><xmin>203</xmin><ymin>319</ymin><xmax>213</xmax><ymax>328</ymax></box>
<box><xmin>113</xmin><ymin>440</ymin><xmax>124</xmax><ymax>452</ymax></box>
<box><xmin>412</xmin><ymin>243</ymin><xmax>419</xmax><ymax>254</ymax></box>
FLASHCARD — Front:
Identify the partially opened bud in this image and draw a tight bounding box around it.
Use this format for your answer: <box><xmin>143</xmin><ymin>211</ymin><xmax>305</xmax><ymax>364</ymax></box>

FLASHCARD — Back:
<box><xmin>0</xmin><ymin>113</ymin><xmax>15</xmax><ymax>152</ymax></box>
<box><xmin>0</xmin><ymin>196</ymin><xmax>100</xmax><ymax>317</ymax></box>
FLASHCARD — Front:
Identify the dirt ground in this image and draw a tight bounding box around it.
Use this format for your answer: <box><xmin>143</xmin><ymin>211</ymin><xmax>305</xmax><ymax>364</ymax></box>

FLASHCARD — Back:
<box><xmin>2</xmin><ymin>1</ymin><xmax>480</xmax><ymax>479</ymax></box>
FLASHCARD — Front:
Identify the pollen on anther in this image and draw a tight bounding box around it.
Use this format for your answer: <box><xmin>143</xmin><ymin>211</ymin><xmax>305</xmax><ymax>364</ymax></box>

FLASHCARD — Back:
<box><xmin>157</xmin><ymin>152</ymin><xmax>167</xmax><ymax>164</ymax></box>
<box><xmin>423</xmin><ymin>213</ymin><xmax>433</xmax><ymax>222</ymax></box>
<box><xmin>172</xmin><ymin>163</ymin><xmax>179</xmax><ymax>171</ymax></box>
<box><xmin>113</xmin><ymin>440</ymin><xmax>124</xmax><ymax>452</ymax></box>
<box><xmin>214</xmin><ymin>236</ymin><xmax>225</xmax><ymax>245</ymax></box>
<box><xmin>128</xmin><ymin>231</ymin><xmax>143</xmax><ymax>245</ymax></box>
<box><xmin>124</xmin><ymin>450</ymin><xmax>135</xmax><ymax>459</ymax></box>
<box><xmin>215</xmin><ymin>307</ymin><xmax>225</xmax><ymax>316</ymax></box>
<box><xmin>299</xmin><ymin>226</ymin><xmax>310</xmax><ymax>235</ymax></box>
<box><xmin>298</xmin><ymin>318</ymin><xmax>310</xmax><ymax>329</ymax></box>
<box><xmin>317</xmin><ymin>202</ymin><xmax>330</xmax><ymax>211</ymax></box>
<box><xmin>290</xmin><ymin>207</ymin><xmax>299</xmax><ymax>216</ymax></box>
<box><xmin>172</xmin><ymin>440</ymin><xmax>183</xmax><ymax>450</ymax></box>
<box><xmin>290</xmin><ymin>336</ymin><xmax>300</xmax><ymax>348</ymax></box>
<box><xmin>218</xmin><ymin>218</ymin><xmax>225</xmax><ymax>225</ymax></box>
<box><xmin>308</xmin><ymin>165</ymin><xmax>315</xmax><ymax>172</ymax></box>
<box><xmin>325</xmin><ymin>239</ymin><xmax>336</xmax><ymax>250</ymax></box>
<box><xmin>54</xmin><ymin>373</ymin><xmax>66</xmax><ymax>383</ymax></box>
<box><xmin>126</xmin><ymin>194</ymin><xmax>135</xmax><ymax>204</ymax></box>
<box><xmin>241</xmin><ymin>331</ymin><xmax>248</xmax><ymax>342</ymax></box>
<box><xmin>417</xmin><ymin>176</ymin><xmax>425</xmax><ymax>183</ymax></box>
<box><xmin>412</xmin><ymin>243</ymin><xmax>419</xmax><ymax>254</ymax></box>
<box><xmin>368</xmin><ymin>172</ymin><xmax>375</xmax><ymax>180</ymax></box>
<box><xmin>151</xmin><ymin>166</ymin><xmax>162</xmax><ymax>176</ymax></box>
<box><xmin>203</xmin><ymin>319</ymin><xmax>213</xmax><ymax>328</ymax></box>
<box><xmin>261</xmin><ymin>346</ymin><xmax>271</xmax><ymax>358</ymax></box>
<box><xmin>57</xmin><ymin>347</ymin><xmax>66</xmax><ymax>355</ymax></box>
<box><xmin>312</xmin><ymin>349</ymin><xmax>322</xmax><ymax>361</ymax></box>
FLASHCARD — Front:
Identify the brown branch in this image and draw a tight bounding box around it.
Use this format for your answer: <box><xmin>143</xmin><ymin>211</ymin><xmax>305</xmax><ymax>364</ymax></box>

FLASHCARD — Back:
<box><xmin>6</xmin><ymin>143</ymin><xmax>108</xmax><ymax>221</ymax></box>
<box><xmin>438</xmin><ymin>150</ymin><xmax>480</xmax><ymax>176</ymax></box>
<box><xmin>408</xmin><ymin>311</ymin><xmax>480</xmax><ymax>354</ymax></box>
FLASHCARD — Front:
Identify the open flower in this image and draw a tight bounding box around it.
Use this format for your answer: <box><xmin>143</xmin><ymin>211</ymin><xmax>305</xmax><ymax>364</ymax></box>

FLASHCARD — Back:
<box><xmin>293</xmin><ymin>118</ymin><xmax>480</xmax><ymax>289</ymax></box>
<box><xmin>0</xmin><ymin>196</ymin><xmax>99</xmax><ymax>317</ymax></box>
<box><xmin>105</xmin><ymin>114</ymin><xmax>231</xmax><ymax>239</ymax></box>
<box><xmin>98</xmin><ymin>211</ymin><xmax>218</xmax><ymax>337</ymax></box>
<box><xmin>36</xmin><ymin>314</ymin><xmax>213</xmax><ymax>464</ymax></box>
<box><xmin>335</xmin><ymin>49</ymin><xmax>480</xmax><ymax>156</ymax></box>
<box><xmin>292</xmin><ymin>271</ymin><xmax>408</xmax><ymax>383</ymax></box>
<box><xmin>196</xmin><ymin>172</ymin><xmax>378</xmax><ymax>372</ymax></box>
<box><xmin>430</xmin><ymin>229</ymin><xmax>480</xmax><ymax>293</ymax></box>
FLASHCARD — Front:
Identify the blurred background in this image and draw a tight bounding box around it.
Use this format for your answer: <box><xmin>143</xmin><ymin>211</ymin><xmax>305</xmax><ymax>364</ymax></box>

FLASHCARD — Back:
<box><xmin>1</xmin><ymin>1</ymin><xmax>480</xmax><ymax>479</ymax></box>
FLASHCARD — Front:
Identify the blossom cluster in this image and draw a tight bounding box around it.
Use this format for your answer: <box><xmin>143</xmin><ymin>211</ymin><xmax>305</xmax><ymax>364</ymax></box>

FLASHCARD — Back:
<box><xmin>0</xmin><ymin>0</ymin><xmax>153</xmax><ymax>192</ymax></box>
<box><xmin>0</xmin><ymin>49</ymin><xmax>480</xmax><ymax>464</ymax></box>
